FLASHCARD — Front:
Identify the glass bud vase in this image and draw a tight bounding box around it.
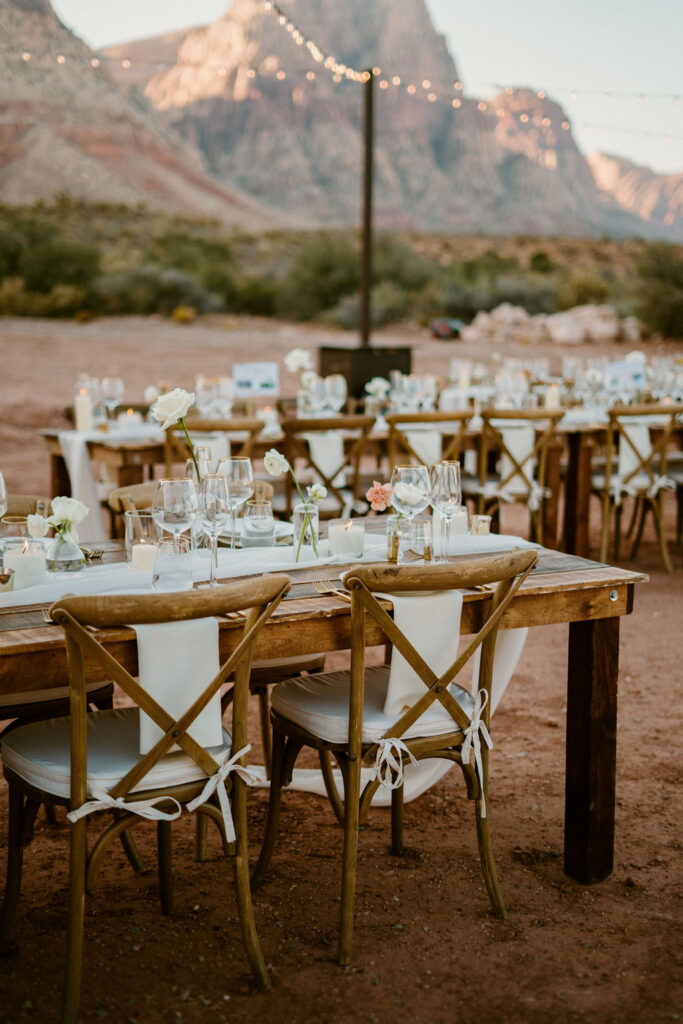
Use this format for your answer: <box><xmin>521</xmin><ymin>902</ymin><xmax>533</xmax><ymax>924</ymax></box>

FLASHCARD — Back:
<box><xmin>46</xmin><ymin>532</ymin><xmax>85</xmax><ymax>572</ymax></box>
<box><xmin>292</xmin><ymin>502</ymin><xmax>319</xmax><ymax>562</ymax></box>
<box><xmin>386</xmin><ymin>514</ymin><xmax>409</xmax><ymax>564</ymax></box>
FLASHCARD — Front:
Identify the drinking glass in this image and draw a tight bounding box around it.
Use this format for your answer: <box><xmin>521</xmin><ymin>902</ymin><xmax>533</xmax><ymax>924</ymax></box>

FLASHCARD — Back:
<box><xmin>398</xmin><ymin>519</ymin><xmax>432</xmax><ymax>564</ymax></box>
<box><xmin>0</xmin><ymin>473</ymin><xmax>6</xmax><ymax>519</ymax></box>
<box><xmin>152</xmin><ymin>536</ymin><xmax>193</xmax><ymax>592</ymax></box>
<box><xmin>124</xmin><ymin>511</ymin><xmax>159</xmax><ymax>566</ymax></box>
<box><xmin>216</xmin><ymin>457</ymin><xmax>254</xmax><ymax>549</ymax></box>
<box><xmin>151</xmin><ymin>479</ymin><xmax>198</xmax><ymax>552</ymax></box>
<box><xmin>309</xmin><ymin>377</ymin><xmax>329</xmax><ymax>416</ymax></box>
<box><xmin>389</xmin><ymin>465</ymin><xmax>430</xmax><ymax>522</ymax></box>
<box><xmin>198</xmin><ymin>474</ymin><xmax>230</xmax><ymax>588</ymax></box>
<box><xmin>326</xmin><ymin>374</ymin><xmax>347</xmax><ymax>414</ymax></box>
<box><xmin>101</xmin><ymin>377</ymin><xmax>124</xmax><ymax>420</ymax></box>
<box><xmin>429</xmin><ymin>461</ymin><xmax>462</xmax><ymax>563</ymax></box>
<box><xmin>242</xmin><ymin>499</ymin><xmax>276</xmax><ymax>547</ymax></box>
<box><xmin>1</xmin><ymin>516</ymin><xmax>28</xmax><ymax>538</ymax></box>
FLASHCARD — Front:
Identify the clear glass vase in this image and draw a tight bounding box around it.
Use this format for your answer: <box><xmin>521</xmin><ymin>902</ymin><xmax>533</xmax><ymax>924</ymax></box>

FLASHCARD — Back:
<box><xmin>46</xmin><ymin>532</ymin><xmax>85</xmax><ymax>572</ymax></box>
<box><xmin>386</xmin><ymin>514</ymin><xmax>409</xmax><ymax>564</ymax></box>
<box><xmin>292</xmin><ymin>502</ymin><xmax>319</xmax><ymax>562</ymax></box>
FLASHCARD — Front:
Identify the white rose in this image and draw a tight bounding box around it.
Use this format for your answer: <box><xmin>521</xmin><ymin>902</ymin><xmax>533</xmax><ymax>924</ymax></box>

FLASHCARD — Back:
<box><xmin>306</xmin><ymin>483</ymin><xmax>327</xmax><ymax>502</ymax></box>
<box><xmin>393</xmin><ymin>481</ymin><xmax>427</xmax><ymax>506</ymax></box>
<box><xmin>151</xmin><ymin>388</ymin><xmax>195</xmax><ymax>430</ymax></box>
<box><xmin>264</xmin><ymin>449</ymin><xmax>290</xmax><ymax>476</ymax></box>
<box><xmin>365</xmin><ymin>376</ymin><xmax>390</xmax><ymax>398</ymax></box>
<box><xmin>284</xmin><ymin>348</ymin><xmax>313</xmax><ymax>374</ymax></box>
<box><xmin>300</xmin><ymin>370</ymin><xmax>319</xmax><ymax>391</ymax></box>
<box><xmin>27</xmin><ymin>514</ymin><xmax>49</xmax><ymax>538</ymax></box>
<box><xmin>144</xmin><ymin>385</ymin><xmax>160</xmax><ymax>403</ymax></box>
<box><xmin>48</xmin><ymin>496</ymin><xmax>89</xmax><ymax>527</ymax></box>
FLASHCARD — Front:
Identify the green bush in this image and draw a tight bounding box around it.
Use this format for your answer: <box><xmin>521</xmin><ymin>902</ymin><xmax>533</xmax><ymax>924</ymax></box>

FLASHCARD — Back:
<box><xmin>92</xmin><ymin>265</ymin><xmax>221</xmax><ymax>316</ymax></box>
<box><xmin>18</xmin><ymin>240</ymin><xmax>101</xmax><ymax>294</ymax></box>
<box><xmin>281</xmin><ymin>234</ymin><xmax>359</xmax><ymax>320</ymax></box>
<box><xmin>0</xmin><ymin>277</ymin><xmax>86</xmax><ymax>316</ymax></box>
<box><xmin>230</xmin><ymin>276</ymin><xmax>280</xmax><ymax>317</ymax></box>
<box><xmin>529</xmin><ymin>250</ymin><xmax>555</xmax><ymax>274</ymax></box>
<box><xmin>0</xmin><ymin>228</ymin><xmax>24</xmax><ymax>279</ymax></box>
<box><xmin>556</xmin><ymin>271</ymin><xmax>610</xmax><ymax>310</ymax></box>
<box><xmin>324</xmin><ymin>280</ymin><xmax>410</xmax><ymax>329</ymax></box>
<box><xmin>635</xmin><ymin>243</ymin><xmax>683</xmax><ymax>338</ymax></box>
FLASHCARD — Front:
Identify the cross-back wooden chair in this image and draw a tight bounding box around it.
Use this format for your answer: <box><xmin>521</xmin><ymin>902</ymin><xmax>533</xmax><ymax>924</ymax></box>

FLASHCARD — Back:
<box><xmin>281</xmin><ymin>415</ymin><xmax>375</xmax><ymax>518</ymax></box>
<box><xmin>463</xmin><ymin>408</ymin><xmax>564</xmax><ymax>542</ymax></box>
<box><xmin>0</xmin><ymin>577</ymin><xmax>289</xmax><ymax>1020</ymax></box>
<box><xmin>4</xmin><ymin>495</ymin><xmax>51</xmax><ymax>518</ymax></box>
<box><xmin>595</xmin><ymin>403</ymin><xmax>682</xmax><ymax>572</ymax></box>
<box><xmin>385</xmin><ymin>410</ymin><xmax>472</xmax><ymax>470</ymax></box>
<box><xmin>252</xmin><ymin>550</ymin><xmax>537</xmax><ymax>964</ymax></box>
<box><xmin>164</xmin><ymin>417</ymin><xmax>264</xmax><ymax>475</ymax></box>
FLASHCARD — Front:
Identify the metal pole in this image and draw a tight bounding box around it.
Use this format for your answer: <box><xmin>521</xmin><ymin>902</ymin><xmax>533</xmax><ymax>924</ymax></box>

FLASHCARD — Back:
<box><xmin>359</xmin><ymin>70</ymin><xmax>374</xmax><ymax>348</ymax></box>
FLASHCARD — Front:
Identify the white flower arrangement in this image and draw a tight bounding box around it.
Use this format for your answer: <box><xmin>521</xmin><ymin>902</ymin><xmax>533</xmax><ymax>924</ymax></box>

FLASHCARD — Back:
<box><xmin>284</xmin><ymin>348</ymin><xmax>314</xmax><ymax>375</ymax></box>
<box><xmin>393</xmin><ymin>481</ymin><xmax>428</xmax><ymax>507</ymax></box>
<box><xmin>29</xmin><ymin>496</ymin><xmax>90</xmax><ymax>543</ymax></box>
<box><xmin>365</xmin><ymin>376</ymin><xmax>391</xmax><ymax>399</ymax></box>
<box><xmin>264</xmin><ymin>448</ymin><xmax>326</xmax><ymax>559</ymax></box>
<box><xmin>300</xmin><ymin>369</ymin><xmax>319</xmax><ymax>391</ymax></box>
<box><xmin>150</xmin><ymin>387</ymin><xmax>200</xmax><ymax>479</ymax></box>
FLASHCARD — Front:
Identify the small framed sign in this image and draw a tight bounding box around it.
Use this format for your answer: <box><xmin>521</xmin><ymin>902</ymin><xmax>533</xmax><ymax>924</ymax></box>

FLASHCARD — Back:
<box><xmin>232</xmin><ymin>362</ymin><xmax>280</xmax><ymax>398</ymax></box>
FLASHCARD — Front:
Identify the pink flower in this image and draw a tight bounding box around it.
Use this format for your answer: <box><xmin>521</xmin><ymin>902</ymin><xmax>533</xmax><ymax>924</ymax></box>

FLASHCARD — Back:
<box><xmin>366</xmin><ymin>480</ymin><xmax>393</xmax><ymax>513</ymax></box>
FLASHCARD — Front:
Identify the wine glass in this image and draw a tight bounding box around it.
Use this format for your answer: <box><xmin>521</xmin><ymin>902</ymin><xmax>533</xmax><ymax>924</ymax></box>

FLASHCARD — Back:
<box><xmin>101</xmin><ymin>377</ymin><xmax>124</xmax><ymax>420</ymax></box>
<box><xmin>216</xmin><ymin>456</ymin><xmax>254</xmax><ymax>548</ymax></box>
<box><xmin>430</xmin><ymin>461</ymin><xmax>462</xmax><ymax>563</ymax></box>
<box><xmin>198</xmin><ymin>474</ymin><xmax>230</xmax><ymax>588</ymax></box>
<box><xmin>390</xmin><ymin>465</ymin><xmax>431</xmax><ymax>524</ymax></box>
<box><xmin>0</xmin><ymin>472</ymin><xmax>7</xmax><ymax>520</ymax></box>
<box><xmin>326</xmin><ymin>374</ymin><xmax>347</xmax><ymax>414</ymax></box>
<box><xmin>152</xmin><ymin>479</ymin><xmax>198</xmax><ymax>552</ymax></box>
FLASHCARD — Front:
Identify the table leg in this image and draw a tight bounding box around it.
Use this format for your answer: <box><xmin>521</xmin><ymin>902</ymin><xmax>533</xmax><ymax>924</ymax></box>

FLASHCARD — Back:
<box><xmin>563</xmin><ymin>433</ymin><xmax>592</xmax><ymax>557</ymax></box>
<box><xmin>50</xmin><ymin>452</ymin><xmax>71</xmax><ymax>497</ymax></box>
<box><xmin>543</xmin><ymin>441</ymin><xmax>563</xmax><ymax>548</ymax></box>
<box><xmin>564</xmin><ymin>616</ymin><xmax>619</xmax><ymax>883</ymax></box>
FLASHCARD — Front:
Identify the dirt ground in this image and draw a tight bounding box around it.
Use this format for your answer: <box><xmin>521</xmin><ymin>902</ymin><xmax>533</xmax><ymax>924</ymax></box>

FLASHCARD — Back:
<box><xmin>0</xmin><ymin>316</ymin><xmax>681</xmax><ymax>1024</ymax></box>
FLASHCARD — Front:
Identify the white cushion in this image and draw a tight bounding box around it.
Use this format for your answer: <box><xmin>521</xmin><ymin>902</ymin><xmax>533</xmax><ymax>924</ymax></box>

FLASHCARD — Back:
<box><xmin>271</xmin><ymin>666</ymin><xmax>474</xmax><ymax>745</ymax></box>
<box><xmin>0</xmin><ymin>707</ymin><xmax>231</xmax><ymax>800</ymax></box>
<box><xmin>0</xmin><ymin>680</ymin><xmax>110</xmax><ymax>709</ymax></box>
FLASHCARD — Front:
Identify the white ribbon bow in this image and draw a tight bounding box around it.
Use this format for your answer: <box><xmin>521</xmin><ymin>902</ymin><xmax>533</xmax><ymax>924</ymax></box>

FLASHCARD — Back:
<box><xmin>67</xmin><ymin>788</ymin><xmax>182</xmax><ymax>824</ymax></box>
<box><xmin>526</xmin><ymin>481</ymin><xmax>550</xmax><ymax>512</ymax></box>
<box><xmin>186</xmin><ymin>744</ymin><xmax>259</xmax><ymax>843</ymax></box>
<box><xmin>646</xmin><ymin>474</ymin><xmax>676</xmax><ymax>499</ymax></box>
<box><xmin>460</xmin><ymin>688</ymin><xmax>493</xmax><ymax>818</ymax></box>
<box><xmin>609</xmin><ymin>477</ymin><xmax>637</xmax><ymax>507</ymax></box>
<box><xmin>370</xmin><ymin>737</ymin><xmax>420</xmax><ymax>791</ymax></box>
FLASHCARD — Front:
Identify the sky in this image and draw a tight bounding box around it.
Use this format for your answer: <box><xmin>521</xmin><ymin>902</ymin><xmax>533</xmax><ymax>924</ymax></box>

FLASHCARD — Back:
<box><xmin>51</xmin><ymin>0</ymin><xmax>682</xmax><ymax>174</ymax></box>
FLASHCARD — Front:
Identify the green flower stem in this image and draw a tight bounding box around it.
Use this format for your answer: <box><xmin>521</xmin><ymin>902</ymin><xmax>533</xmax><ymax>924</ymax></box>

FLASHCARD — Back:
<box><xmin>179</xmin><ymin>417</ymin><xmax>200</xmax><ymax>482</ymax></box>
<box><xmin>291</xmin><ymin>469</ymin><xmax>318</xmax><ymax>560</ymax></box>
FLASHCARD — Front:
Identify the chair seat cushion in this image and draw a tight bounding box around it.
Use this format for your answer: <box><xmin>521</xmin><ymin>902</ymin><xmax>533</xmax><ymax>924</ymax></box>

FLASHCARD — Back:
<box><xmin>0</xmin><ymin>680</ymin><xmax>112</xmax><ymax>709</ymax></box>
<box><xmin>271</xmin><ymin>666</ymin><xmax>474</xmax><ymax>745</ymax></box>
<box><xmin>0</xmin><ymin>707</ymin><xmax>232</xmax><ymax>800</ymax></box>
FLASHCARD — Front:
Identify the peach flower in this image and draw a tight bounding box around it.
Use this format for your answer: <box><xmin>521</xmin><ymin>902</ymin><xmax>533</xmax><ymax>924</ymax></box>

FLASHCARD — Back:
<box><xmin>366</xmin><ymin>480</ymin><xmax>393</xmax><ymax>512</ymax></box>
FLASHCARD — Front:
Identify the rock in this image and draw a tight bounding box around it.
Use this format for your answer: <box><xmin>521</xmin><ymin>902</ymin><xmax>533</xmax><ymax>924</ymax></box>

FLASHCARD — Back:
<box><xmin>545</xmin><ymin>312</ymin><xmax>586</xmax><ymax>345</ymax></box>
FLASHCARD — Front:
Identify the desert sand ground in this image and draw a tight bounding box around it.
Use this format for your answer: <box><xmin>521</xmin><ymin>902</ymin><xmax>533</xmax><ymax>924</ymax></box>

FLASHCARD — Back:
<box><xmin>0</xmin><ymin>315</ymin><xmax>681</xmax><ymax>1024</ymax></box>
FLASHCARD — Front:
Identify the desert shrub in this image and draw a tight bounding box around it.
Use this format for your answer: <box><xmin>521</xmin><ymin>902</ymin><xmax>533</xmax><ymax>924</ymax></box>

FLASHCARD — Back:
<box><xmin>0</xmin><ymin>277</ymin><xmax>86</xmax><ymax>316</ymax></box>
<box><xmin>458</xmin><ymin>249</ymin><xmax>520</xmax><ymax>284</ymax></box>
<box><xmin>281</xmin><ymin>234</ymin><xmax>359</xmax><ymax>320</ymax></box>
<box><xmin>529</xmin><ymin>250</ymin><xmax>554</xmax><ymax>274</ymax></box>
<box><xmin>372</xmin><ymin>236</ymin><xmax>436</xmax><ymax>291</ymax></box>
<box><xmin>324</xmin><ymin>281</ymin><xmax>410</xmax><ymax>329</ymax></box>
<box><xmin>92</xmin><ymin>265</ymin><xmax>221</xmax><ymax>316</ymax></box>
<box><xmin>230</xmin><ymin>276</ymin><xmax>280</xmax><ymax>317</ymax></box>
<box><xmin>556</xmin><ymin>271</ymin><xmax>610</xmax><ymax>310</ymax></box>
<box><xmin>635</xmin><ymin>244</ymin><xmax>683</xmax><ymax>338</ymax></box>
<box><xmin>489</xmin><ymin>273</ymin><xmax>557</xmax><ymax>314</ymax></box>
<box><xmin>0</xmin><ymin>228</ymin><xmax>24</xmax><ymax>279</ymax></box>
<box><xmin>18</xmin><ymin>240</ymin><xmax>101</xmax><ymax>294</ymax></box>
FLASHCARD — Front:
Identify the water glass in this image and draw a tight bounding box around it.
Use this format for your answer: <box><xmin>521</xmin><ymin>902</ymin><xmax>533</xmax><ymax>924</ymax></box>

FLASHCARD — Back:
<box><xmin>390</xmin><ymin>465</ymin><xmax>431</xmax><ymax>520</ymax></box>
<box><xmin>2</xmin><ymin>516</ymin><xmax>28</xmax><ymax>538</ymax></box>
<box><xmin>398</xmin><ymin>519</ymin><xmax>432</xmax><ymax>564</ymax></box>
<box><xmin>242</xmin><ymin>500</ymin><xmax>275</xmax><ymax>547</ymax></box>
<box><xmin>124</xmin><ymin>511</ymin><xmax>159</xmax><ymax>568</ymax></box>
<box><xmin>198</xmin><ymin>474</ymin><xmax>230</xmax><ymax>587</ymax></box>
<box><xmin>152</xmin><ymin>536</ymin><xmax>193</xmax><ymax>592</ymax></box>
<box><xmin>152</xmin><ymin>479</ymin><xmax>198</xmax><ymax>549</ymax></box>
<box><xmin>216</xmin><ymin>457</ymin><xmax>254</xmax><ymax>549</ymax></box>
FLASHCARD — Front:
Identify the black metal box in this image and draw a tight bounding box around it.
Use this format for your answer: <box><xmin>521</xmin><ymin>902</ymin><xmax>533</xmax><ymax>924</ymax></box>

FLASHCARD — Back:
<box><xmin>318</xmin><ymin>346</ymin><xmax>412</xmax><ymax>398</ymax></box>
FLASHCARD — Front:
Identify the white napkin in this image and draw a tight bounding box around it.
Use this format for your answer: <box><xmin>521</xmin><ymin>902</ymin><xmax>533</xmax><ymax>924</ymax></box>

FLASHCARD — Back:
<box><xmin>496</xmin><ymin>424</ymin><xmax>536</xmax><ymax>495</ymax></box>
<box><xmin>133</xmin><ymin>618</ymin><xmax>223</xmax><ymax>755</ymax></box>
<box><xmin>469</xmin><ymin>626</ymin><xmax>528</xmax><ymax>715</ymax></box>
<box><xmin>618</xmin><ymin>422</ymin><xmax>651</xmax><ymax>487</ymax></box>
<box><xmin>403</xmin><ymin>429</ymin><xmax>442</xmax><ymax>466</ymax></box>
<box><xmin>382</xmin><ymin>590</ymin><xmax>464</xmax><ymax>716</ymax></box>
<box><xmin>305</xmin><ymin>432</ymin><xmax>346</xmax><ymax>487</ymax></box>
<box><xmin>438</xmin><ymin>387</ymin><xmax>468</xmax><ymax>411</ymax></box>
<box><xmin>57</xmin><ymin>431</ymin><xmax>108</xmax><ymax>543</ymax></box>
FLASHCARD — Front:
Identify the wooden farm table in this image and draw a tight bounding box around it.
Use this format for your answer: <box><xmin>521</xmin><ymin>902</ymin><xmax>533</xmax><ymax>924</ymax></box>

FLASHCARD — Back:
<box><xmin>0</xmin><ymin>543</ymin><xmax>645</xmax><ymax>887</ymax></box>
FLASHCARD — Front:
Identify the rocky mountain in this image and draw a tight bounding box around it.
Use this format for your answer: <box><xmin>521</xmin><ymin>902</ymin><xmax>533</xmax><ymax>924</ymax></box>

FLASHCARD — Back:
<box><xmin>587</xmin><ymin>152</ymin><xmax>683</xmax><ymax>241</ymax></box>
<box><xmin>127</xmin><ymin>0</ymin><xmax>653</xmax><ymax>238</ymax></box>
<box><xmin>0</xmin><ymin>0</ymin><xmax>284</xmax><ymax>227</ymax></box>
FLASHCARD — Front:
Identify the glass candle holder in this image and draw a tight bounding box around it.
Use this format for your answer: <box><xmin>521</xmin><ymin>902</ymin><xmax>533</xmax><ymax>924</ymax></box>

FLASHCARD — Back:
<box><xmin>386</xmin><ymin>514</ymin><xmax>409</xmax><ymax>564</ymax></box>
<box><xmin>328</xmin><ymin>519</ymin><xmax>365</xmax><ymax>559</ymax></box>
<box><xmin>3</xmin><ymin>539</ymin><xmax>47</xmax><ymax>589</ymax></box>
<box><xmin>152</xmin><ymin>536</ymin><xmax>193</xmax><ymax>592</ymax></box>
<box><xmin>398</xmin><ymin>518</ymin><xmax>432</xmax><ymax>565</ymax></box>
<box><xmin>125</xmin><ymin>510</ymin><xmax>159</xmax><ymax>571</ymax></box>
<box><xmin>470</xmin><ymin>514</ymin><xmax>492</xmax><ymax>536</ymax></box>
<box><xmin>1</xmin><ymin>516</ymin><xmax>28</xmax><ymax>538</ymax></box>
<box><xmin>242</xmin><ymin>500</ymin><xmax>275</xmax><ymax>547</ymax></box>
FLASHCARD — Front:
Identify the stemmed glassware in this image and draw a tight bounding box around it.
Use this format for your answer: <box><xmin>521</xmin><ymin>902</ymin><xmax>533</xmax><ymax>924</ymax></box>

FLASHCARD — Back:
<box><xmin>430</xmin><ymin>461</ymin><xmax>462</xmax><ymax>563</ymax></box>
<box><xmin>326</xmin><ymin>374</ymin><xmax>347</xmax><ymax>414</ymax></box>
<box><xmin>0</xmin><ymin>472</ymin><xmax>7</xmax><ymax>520</ymax></box>
<box><xmin>101</xmin><ymin>377</ymin><xmax>124</xmax><ymax>420</ymax></box>
<box><xmin>216</xmin><ymin>456</ymin><xmax>254</xmax><ymax>548</ymax></box>
<box><xmin>198</xmin><ymin>474</ymin><xmax>230</xmax><ymax>587</ymax></box>
<box><xmin>151</xmin><ymin>479</ymin><xmax>198</xmax><ymax>553</ymax></box>
<box><xmin>389</xmin><ymin>465</ymin><xmax>431</xmax><ymax>522</ymax></box>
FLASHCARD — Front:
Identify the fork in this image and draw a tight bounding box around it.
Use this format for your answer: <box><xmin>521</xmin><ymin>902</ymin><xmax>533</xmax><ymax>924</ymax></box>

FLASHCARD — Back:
<box><xmin>80</xmin><ymin>547</ymin><xmax>104</xmax><ymax>560</ymax></box>
<box><xmin>312</xmin><ymin>579</ymin><xmax>351</xmax><ymax>602</ymax></box>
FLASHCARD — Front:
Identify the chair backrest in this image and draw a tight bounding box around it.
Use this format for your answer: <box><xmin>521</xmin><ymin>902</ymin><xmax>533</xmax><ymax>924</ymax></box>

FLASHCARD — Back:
<box><xmin>340</xmin><ymin>550</ymin><xmax>536</xmax><ymax>801</ymax></box>
<box><xmin>252</xmin><ymin>479</ymin><xmax>275</xmax><ymax>502</ymax></box>
<box><xmin>604</xmin><ymin>403</ymin><xmax>683</xmax><ymax>492</ymax></box>
<box><xmin>164</xmin><ymin>417</ymin><xmax>264</xmax><ymax>474</ymax></box>
<box><xmin>479</xmin><ymin>409</ymin><xmax>564</xmax><ymax>496</ymax></box>
<box><xmin>107</xmin><ymin>481</ymin><xmax>157</xmax><ymax>515</ymax></box>
<box><xmin>281</xmin><ymin>414</ymin><xmax>375</xmax><ymax>516</ymax></box>
<box><xmin>5</xmin><ymin>495</ymin><xmax>52</xmax><ymax>517</ymax></box>
<box><xmin>50</xmin><ymin>577</ymin><xmax>290</xmax><ymax>813</ymax></box>
<box><xmin>386</xmin><ymin>411</ymin><xmax>472</xmax><ymax>470</ymax></box>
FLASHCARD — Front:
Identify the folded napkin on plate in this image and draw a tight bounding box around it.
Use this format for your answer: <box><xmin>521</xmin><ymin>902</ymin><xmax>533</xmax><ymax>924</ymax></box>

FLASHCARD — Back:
<box><xmin>57</xmin><ymin>431</ymin><xmax>108</xmax><ymax>543</ymax></box>
<box><xmin>433</xmin><ymin>532</ymin><xmax>538</xmax><ymax>558</ymax></box>
<box><xmin>382</xmin><ymin>590</ymin><xmax>464</xmax><ymax>716</ymax></box>
<box><xmin>305</xmin><ymin>432</ymin><xmax>346</xmax><ymax>487</ymax></box>
<box><xmin>133</xmin><ymin>618</ymin><xmax>223</xmax><ymax>754</ymax></box>
<box><xmin>403</xmin><ymin>429</ymin><xmax>442</xmax><ymax>466</ymax></box>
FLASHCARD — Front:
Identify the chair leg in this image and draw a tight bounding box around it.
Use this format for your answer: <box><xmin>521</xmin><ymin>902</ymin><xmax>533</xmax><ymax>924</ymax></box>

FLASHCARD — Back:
<box><xmin>629</xmin><ymin>499</ymin><xmax>648</xmax><ymax>561</ymax></box>
<box><xmin>390</xmin><ymin>785</ymin><xmax>405</xmax><ymax>856</ymax></box>
<box><xmin>251</xmin><ymin>727</ymin><xmax>287</xmax><ymax>889</ymax></box>
<box><xmin>613</xmin><ymin>502</ymin><xmax>623</xmax><ymax>561</ymax></box>
<box><xmin>652</xmin><ymin>499</ymin><xmax>673</xmax><ymax>573</ymax></box>
<box><xmin>0</xmin><ymin>785</ymin><xmax>28</xmax><ymax>950</ymax></box>
<box><xmin>230</xmin><ymin>777</ymin><xmax>270</xmax><ymax>990</ymax></box>
<box><xmin>157</xmin><ymin>820</ymin><xmax>173</xmax><ymax>915</ymax></box>
<box><xmin>599</xmin><ymin>499</ymin><xmax>612</xmax><ymax>563</ymax></box>
<box><xmin>474</xmin><ymin>804</ymin><xmax>507</xmax><ymax>919</ymax></box>
<box><xmin>319</xmin><ymin>750</ymin><xmax>345</xmax><ymax>826</ymax></box>
<box><xmin>117</xmin><ymin>819</ymin><xmax>146</xmax><ymax>874</ymax></box>
<box><xmin>195</xmin><ymin>813</ymin><xmax>209</xmax><ymax>863</ymax></box>
<box><xmin>256</xmin><ymin>688</ymin><xmax>272</xmax><ymax>780</ymax></box>
<box><xmin>63</xmin><ymin>818</ymin><xmax>88</xmax><ymax>1024</ymax></box>
<box><xmin>338</xmin><ymin>750</ymin><xmax>362</xmax><ymax>966</ymax></box>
